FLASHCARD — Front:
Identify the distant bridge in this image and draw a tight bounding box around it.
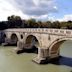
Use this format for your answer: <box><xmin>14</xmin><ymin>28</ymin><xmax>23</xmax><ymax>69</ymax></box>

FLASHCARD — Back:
<box><xmin>2</xmin><ymin>28</ymin><xmax>72</xmax><ymax>64</ymax></box>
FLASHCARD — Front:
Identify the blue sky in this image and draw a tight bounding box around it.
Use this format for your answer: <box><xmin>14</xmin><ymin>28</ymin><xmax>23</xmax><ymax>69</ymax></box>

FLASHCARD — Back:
<box><xmin>0</xmin><ymin>0</ymin><xmax>72</xmax><ymax>21</ymax></box>
<box><xmin>53</xmin><ymin>0</ymin><xmax>72</xmax><ymax>21</ymax></box>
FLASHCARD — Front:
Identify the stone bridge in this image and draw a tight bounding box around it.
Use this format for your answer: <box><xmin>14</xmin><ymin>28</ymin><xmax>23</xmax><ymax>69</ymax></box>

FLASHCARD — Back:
<box><xmin>2</xmin><ymin>28</ymin><xmax>72</xmax><ymax>64</ymax></box>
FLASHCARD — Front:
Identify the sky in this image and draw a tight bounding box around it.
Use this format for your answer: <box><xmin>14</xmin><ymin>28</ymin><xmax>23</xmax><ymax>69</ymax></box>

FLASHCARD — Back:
<box><xmin>0</xmin><ymin>0</ymin><xmax>72</xmax><ymax>21</ymax></box>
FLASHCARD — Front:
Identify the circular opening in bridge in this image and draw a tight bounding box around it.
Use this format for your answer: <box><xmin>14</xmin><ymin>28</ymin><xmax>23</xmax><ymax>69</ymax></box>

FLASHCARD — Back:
<box><xmin>24</xmin><ymin>35</ymin><xmax>39</xmax><ymax>53</ymax></box>
<box><xmin>21</xmin><ymin>35</ymin><xmax>23</xmax><ymax>39</ymax></box>
<box><xmin>3</xmin><ymin>34</ymin><xmax>6</xmax><ymax>38</ymax></box>
<box><xmin>10</xmin><ymin>34</ymin><xmax>18</xmax><ymax>45</ymax></box>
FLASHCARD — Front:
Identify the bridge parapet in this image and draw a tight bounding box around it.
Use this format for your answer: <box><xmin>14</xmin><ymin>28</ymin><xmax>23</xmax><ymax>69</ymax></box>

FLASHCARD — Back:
<box><xmin>50</xmin><ymin>29</ymin><xmax>72</xmax><ymax>36</ymax></box>
<box><xmin>4</xmin><ymin>28</ymin><xmax>72</xmax><ymax>37</ymax></box>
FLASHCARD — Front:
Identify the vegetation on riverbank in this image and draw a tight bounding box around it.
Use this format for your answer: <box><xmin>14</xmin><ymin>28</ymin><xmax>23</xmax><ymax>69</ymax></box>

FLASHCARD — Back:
<box><xmin>0</xmin><ymin>15</ymin><xmax>72</xmax><ymax>30</ymax></box>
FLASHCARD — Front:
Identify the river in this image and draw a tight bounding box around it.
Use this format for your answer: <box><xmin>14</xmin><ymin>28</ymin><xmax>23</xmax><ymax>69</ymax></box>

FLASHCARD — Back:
<box><xmin>0</xmin><ymin>41</ymin><xmax>72</xmax><ymax>72</ymax></box>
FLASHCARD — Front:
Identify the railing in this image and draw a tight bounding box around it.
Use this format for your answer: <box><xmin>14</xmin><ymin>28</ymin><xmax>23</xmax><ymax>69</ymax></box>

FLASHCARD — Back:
<box><xmin>4</xmin><ymin>28</ymin><xmax>72</xmax><ymax>36</ymax></box>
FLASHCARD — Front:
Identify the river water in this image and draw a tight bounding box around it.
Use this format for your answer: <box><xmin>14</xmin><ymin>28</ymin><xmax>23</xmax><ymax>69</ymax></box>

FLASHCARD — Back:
<box><xmin>0</xmin><ymin>41</ymin><xmax>72</xmax><ymax>72</ymax></box>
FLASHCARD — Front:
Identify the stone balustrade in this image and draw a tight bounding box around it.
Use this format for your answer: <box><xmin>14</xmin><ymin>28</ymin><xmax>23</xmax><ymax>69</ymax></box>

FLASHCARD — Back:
<box><xmin>4</xmin><ymin>28</ymin><xmax>72</xmax><ymax>37</ymax></box>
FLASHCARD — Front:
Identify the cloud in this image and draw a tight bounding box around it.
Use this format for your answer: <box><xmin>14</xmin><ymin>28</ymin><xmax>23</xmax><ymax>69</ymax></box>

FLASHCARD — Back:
<box><xmin>0</xmin><ymin>0</ymin><xmax>57</xmax><ymax>21</ymax></box>
<box><xmin>57</xmin><ymin>14</ymin><xmax>72</xmax><ymax>21</ymax></box>
<box><xmin>8</xmin><ymin>0</ymin><xmax>57</xmax><ymax>16</ymax></box>
<box><xmin>0</xmin><ymin>0</ymin><xmax>29</xmax><ymax>21</ymax></box>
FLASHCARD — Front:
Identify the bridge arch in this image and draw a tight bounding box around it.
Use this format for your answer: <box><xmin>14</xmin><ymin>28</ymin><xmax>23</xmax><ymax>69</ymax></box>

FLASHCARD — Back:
<box><xmin>24</xmin><ymin>35</ymin><xmax>40</xmax><ymax>49</ymax></box>
<box><xmin>49</xmin><ymin>37</ymin><xmax>72</xmax><ymax>58</ymax></box>
<box><xmin>10</xmin><ymin>33</ymin><xmax>18</xmax><ymax>45</ymax></box>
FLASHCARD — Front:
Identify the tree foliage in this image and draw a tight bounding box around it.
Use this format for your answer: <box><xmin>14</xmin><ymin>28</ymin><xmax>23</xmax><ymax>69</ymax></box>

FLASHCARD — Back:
<box><xmin>7</xmin><ymin>15</ymin><xmax>22</xmax><ymax>28</ymax></box>
<box><xmin>0</xmin><ymin>15</ymin><xmax>72</xmax><ymax>30</ymax></box>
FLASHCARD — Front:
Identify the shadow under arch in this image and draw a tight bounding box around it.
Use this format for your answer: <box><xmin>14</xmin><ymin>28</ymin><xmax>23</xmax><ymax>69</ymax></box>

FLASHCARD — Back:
<box><xmin>49</xmin><ymin>56</ymin><xmax>72</xmax><ymax>67</ymax></box>
<box><xmin>24</xmin><ymin>35</ymin><xmax>40</xmax><ymax>53</ymax></box>
<box><xmin>10</xmin><ymin>33</ymin><xmax>18</xmax><ymax>45</ymax></box>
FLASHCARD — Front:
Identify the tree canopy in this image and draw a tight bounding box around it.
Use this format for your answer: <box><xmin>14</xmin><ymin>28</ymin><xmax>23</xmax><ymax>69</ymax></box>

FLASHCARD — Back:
<box><xmin>0</xmin><ymin>15</ymin><xmax>72</xmax><ymax>30</ymax></box>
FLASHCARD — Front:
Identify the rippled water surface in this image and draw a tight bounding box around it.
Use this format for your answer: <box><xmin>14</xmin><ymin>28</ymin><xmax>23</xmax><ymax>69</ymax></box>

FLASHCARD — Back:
<box><xmin>0</xmin><ymin>41</ymin><xmax>72</xmax><ymax>72</ymax></box>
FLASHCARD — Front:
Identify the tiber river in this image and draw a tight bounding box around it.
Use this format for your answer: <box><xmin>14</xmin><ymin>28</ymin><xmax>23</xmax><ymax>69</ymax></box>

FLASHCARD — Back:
<box><xmin>0</xmin><ymin>41</ymin><xmax>72</xmax><ymax>72</ymax></box>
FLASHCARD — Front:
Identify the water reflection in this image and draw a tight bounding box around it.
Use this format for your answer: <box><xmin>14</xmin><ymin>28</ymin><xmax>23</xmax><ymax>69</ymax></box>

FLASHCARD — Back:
<box><xmin>0</xmin><ymin>40</ymin><xmax>72</xmax><ymax>72</ymax></box>
<box><xmin>16</xmin><ymin>46</ymin><xmax>38</xmax><ymax>54</ymax></box>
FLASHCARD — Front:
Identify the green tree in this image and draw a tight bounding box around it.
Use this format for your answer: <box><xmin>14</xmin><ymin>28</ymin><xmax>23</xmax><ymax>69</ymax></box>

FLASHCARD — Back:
<box><xmin>7</xmin><ymin>15</ymin><xmax>22</xmax><ymax>28</ymax></box>
<box><xmin>52</xmin><ymin>21</ymin><xmax>61</xmax><ymax>28</ymax></box>
<box><xmin>27</xmin><ymin>18</ymin><xmax>36</xmax><ymax>28</ymax></box>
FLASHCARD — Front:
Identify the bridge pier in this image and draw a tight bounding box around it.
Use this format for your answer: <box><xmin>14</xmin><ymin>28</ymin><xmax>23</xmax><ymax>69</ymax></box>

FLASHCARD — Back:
<box><xmin>33</xmin><ymin>48</ymin><xmax>49</xmax><ymax>64</ymax></box>
<box><xmin>14</xmin><ymin>40</ymin><xmax>24</xmax><ymax>53</ymax></box>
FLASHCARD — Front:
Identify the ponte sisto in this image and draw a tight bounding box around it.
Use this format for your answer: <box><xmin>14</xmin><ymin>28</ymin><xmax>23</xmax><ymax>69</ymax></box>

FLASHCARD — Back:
<box><xmin>1</xmin><ymin>28</ymin><xmax>72</xmax><ymax>64</ymax></box>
